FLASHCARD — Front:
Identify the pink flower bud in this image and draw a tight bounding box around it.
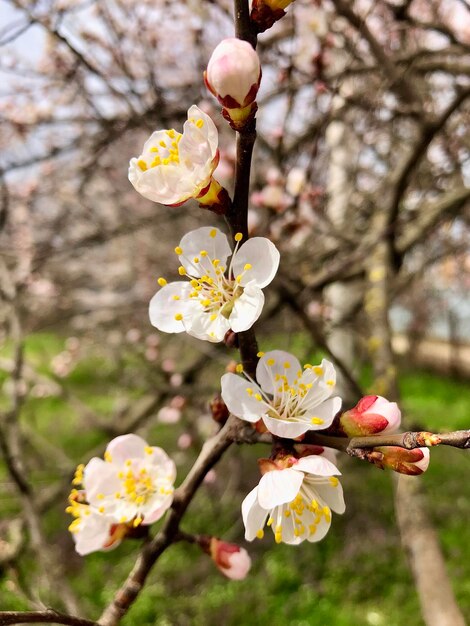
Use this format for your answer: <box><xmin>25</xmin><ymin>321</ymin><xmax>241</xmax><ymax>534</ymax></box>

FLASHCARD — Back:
<box><xmin>340</xmin><ymin>395</ymin><xmax>401</xmax><ymax>437</ymax></box>
<box><xmin>205</xmin><ymin>38</ymin><xmax>261</xmax><ymax>130</ymax></box>
<box><xmin>205</xmin><ymin>38</ymin><xmax>261</xmax><ymax>108</ymax></box>
<box><xmin>209</xmin><ymin>538</ymin><xmax>251</xmax><ymax>580</ymax></box>
<box><xmin>373</xmin><ymin>446</ymin><xmax>430</xmax><ymax>475</ymax></box>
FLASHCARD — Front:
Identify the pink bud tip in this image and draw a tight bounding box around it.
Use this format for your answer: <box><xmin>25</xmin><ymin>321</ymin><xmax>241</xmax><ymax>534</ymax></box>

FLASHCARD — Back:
<box><xmin>210</xmin><ymin>538</ymin><xmax>252</xmax><ymax>580</ymax></box>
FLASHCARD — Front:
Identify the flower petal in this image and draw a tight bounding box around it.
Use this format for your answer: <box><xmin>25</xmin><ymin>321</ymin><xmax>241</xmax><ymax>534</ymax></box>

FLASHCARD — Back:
<box><xmin>304</xmin><ymin>396</ymin><xmax>342</xmax><ymax>430</ymax></box>
<box><xmin>229</xmin><ymin>284</ymin><xmax>265</xmax><ymax>333</ymax></box>
<box><xmin>221</xmin><ymin>373</ymin><xmax>265</xmax><ymax>422</ymax></box>
<box><xmin>106</xmin><ymin>434</ymin><xmax>148</xmax><ymax>463</ymax></box>
<box><xmin>294</xmin><ymin>454</ymin><xmax>341</xmax><ymax>477</ymax></box>
<box><xmin>149</xmin><ymin>282</ymin><xmax>196</xmax><ymax>333</ymax></box>
<box><xmin>232</xmin><ymin>237</ymin><xmax>280</xmax><ymax>288</ymax></box>
<box><xmin>261</xmin><ymin>414</ymin><xmax>310</xmax><ymax>439</ymax></box>
<box><xmin>256</xmin><ymin>350</ymin><xmax>301</xmax><ymax>394</ymax></box>
<box><xmin>178</xmin><ymin>226</ymin><xmax>231</xmax><ymax>277</ymax></box>
<box><xmin>311</xmin><ymin>480</ymin><xmax>346</xmax><ymax>514</ymax></box>
<box><xmin>83</xmin><ymin>458</ymin><xmax>121</xmax><ymax>503</ymax></box>
<box><xmin>185</xmin><ymin>310</ymin><xmax>231</xmax><ymax>342</ymax></box>
<box><xmin>242</xmin><ymin>486</ymin><xmax>269</xmax><ymax>541</ymax></box>
<box><xmin>257</xmin><ymin>468</ymin><xmax>303</xmax><ymax>509</ymax></box>
<box><xmin>179</xmin><ymin>105</ymin><xmax>218</xmax><ymax>166</ymax></box>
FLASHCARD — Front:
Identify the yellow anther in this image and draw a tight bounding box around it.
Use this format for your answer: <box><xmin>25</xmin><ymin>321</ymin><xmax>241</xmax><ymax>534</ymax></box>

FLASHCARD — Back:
<box><xmin>193</xmin><ymin>257</ymin><xmax>200</xmax><ymax>263</ymax></box>
<box><xmin>174</xmin><ymin>313</ymin><xmax>183</xmax><ymax>321</ymax></box>
<box><xmin>267</xmin><ymin>517</ymin><xmax>274</xmax><ymax>527</ymax></box>
<box><xmin>150</xmin><ymin>157</ymin><xmax>161</xmax><ymax>167</ymax></box>
<box><xmin>172</xmin><ymin>295</ymin><xmax>180</xmax><ymax>301</ymax></box>
<box><xmin>284</xmin><ymin>509</ymin><xmax>291</xmax><ymax>517</ymax></box>
<box><xmin>125</xmin><ymin>460</ymin><xmax>132</xmax><ymax>467</ymax></box>
<box><xmin>72</xmin><ymin>464</ymin><xmax>84</xmax><ymax>485</ymax></box>
<box><xmin>196</xmin><ymin>119</ymin><xmax>204</xmax><ymax>128</ymax></box>
<box><xmin>267</xmin><ymin>358</ymin><xmax>275</xmax><ymax>366</ymax></box>
<box><xmin>326</xmin><ymin>379</ymin><xmax>335</xmax><ymax>387</ymax></box>
<box><xmin>234</xmin><ymin>232</ymin><xmax>243</xmax><ymax>242</ymax></box>
<box><xmin>167</xmin><ymin>129</ymin><xmax>176</xmax><ymax>138</ymax></box>
<box><xmin>157</xmin><ymin>277</ymin><xmax>167</xmax><ymax>287</ymax></box>
<box><xmin>200</xmin><ymin>250</ymin><xmax>208</xmax><ymax>257</ymax></box>
<box><xmin>98</xmin><ymin>506</ymin><xmax>105</xmax><ymax>513</ymax></box>
<box><xmin>150</xmin><ymin>147</ymin><xmax>159</xmax><ymax>153</ymax></box>
<box><xmin>145</xmin><ymin>447</ymin><xmax>153</xmax><ymax>455</ymax></box>
<box><xmin>178</xmin><ymin>266</ymin><xmax>186</xmax><ymax>275</ymax></box>
<box><xmin>309</xmin><ymin>524</ymin><xmax>317</xmax><ymax>535</ymax></box>
<box><xmin>313</xmin><ymin>366</ymin><xmax>324</xmax><ymax>375</ymax></box>
<box><xmin>137</xmin><ymin>159</ymin><xmax>147</xmax><ymax>171</ymax></box>
<box><xmin>246</xmin><ymin>388</ymin><xmax>253</xmax><ymax>396</ymax></box>
<box><xmin>115</xmin><ymin>492</ymin><xmax>121</xmax><ymax>499</ymax></box>
<box><xmin>275</xmin><ymin>532</ymin><xmax>282</xmax><ymax>544</ymax></box>
<box><xmin>210</xmin><ymin>229</ymin><xmax>217</xmax><ymax>238</ymax></box>
<box><xmin>283</xmin><ymin>362</ymin><xmax>291</xmax><ymax>369</ymax></box>
<box><xmin>254</xmin><ymin>394</ymin><xmax>262</xmax><ymax>401</ymax></box>
<box><xmin>256</xmin><ymin>529</ymin><xmax>264</xmax><ymax>539</ymax></box>
<box><xmin>159</xmin><ymin>140</ymin><xmax>166</xmax><ymax>147</ymax></box>
<box><xmin>104</xmin><ymin>451</ymin><xmax>112</xmax><ymax>462</ymax></box>
<box><xmin>190</xmin><ymin>279</ymin><xmax>198</xmax><ymax>288</ymax></box>
<box><xmin>97</xmin><ymin>493</ymin><xmax>104</xmax><ymax>500</ymax></box>
<box><xmin>236</xmin><ymin>274</ymin><xmax>242</xmax><ymax>283</ymax></box>
<box><xmin>119</xmin><ymin>516</ymin><xmax>128</xmax><ymax>523</ymax></box>
<box><xmin>201</xmin><ymin>299</ymin><xmax>211</xmax><ymax>307</ymax></box>
<box><xmin>210</xmin><ymin>314</ymin><xmax>217</xmax><ymax>321</ymax></box>
<box><xmin>235</xmin><ymin>364</ymin><xmax>244</xmax><ymax>373</ymax></box>
<box><xmin>310</xmin><ymin>417</ymin><xmax>324</xmax><ymax>425</ymax></box>
<box><xmin>174</xmin><ymin>246</ymin><xmax>183</xmax><ymax>254</ymax></box>
<box><xmin>304</xmin><ymin>363</ymin><xmax>312</xmax><ymax>369</ymax></box>
<box><xmin>257</xmin><ymin>351</ymin><xmax>265</xmax><ymax>357</ymax></box>
<box><xmin>244</xmin><ymin>263</ymin><xmax>252</xmax><ymax>271</ymax></box>
<box><xmin>329</xmin><ymin>476</ymin><xmax>339</xmax><ymax>487</ymax></box>
<box><xmin>212</xmin><ymin>259</ymin><xmax>220</xmax><ymax>267</ymax></box>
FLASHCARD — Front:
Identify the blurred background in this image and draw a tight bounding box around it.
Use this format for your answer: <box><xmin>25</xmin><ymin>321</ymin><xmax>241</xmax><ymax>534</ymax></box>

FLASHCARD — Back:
<box><xmin>0</xmin><ymin>0</ymin><xmax>469</xmax><ymax>624</ymax></box>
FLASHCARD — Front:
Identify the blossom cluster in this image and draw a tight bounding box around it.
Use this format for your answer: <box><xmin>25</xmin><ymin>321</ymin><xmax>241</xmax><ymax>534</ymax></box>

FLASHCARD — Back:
<box><xmin>68</xmin><ymin>30</ymin><xmax>431</xmax><ymax>581</ymax></box>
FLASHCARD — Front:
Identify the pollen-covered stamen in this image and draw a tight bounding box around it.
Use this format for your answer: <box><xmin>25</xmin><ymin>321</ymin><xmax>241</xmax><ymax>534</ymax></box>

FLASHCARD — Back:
<box><xmin>138</xmin><ymin>130</ymin><xmax>183</xmax><ymax>171</ymax></box>
<box><xmin>169</xmin><ymin>233</ymin><xmax>255</xmax><ymax>321</ymax></box>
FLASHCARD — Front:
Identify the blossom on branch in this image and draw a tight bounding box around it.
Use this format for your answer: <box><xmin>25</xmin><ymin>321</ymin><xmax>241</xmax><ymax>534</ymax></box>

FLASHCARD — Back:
<box><xmin>67</xmin><ymin>434</ymin><xmax>176</xmax><ymax>554</ymax></box>
<box><xmin>340</xmin><ymin>395</ymin><xmax>401</xmax><ymax>437</ymax></box>
<box><xmin>129</xmin><ymin>105</ymin><xmax>230</xmax><ymax>214</ymax></box>
<box><xmin>150</xmin><ymin>227</ymin><xmax>279</xmax><ymax>342</ymax></box>
<box><xmin>221</xmin><ymin>350</ymin><xmax>341</xmax><ymax>437</ymax></box>
<box><xmin>242</xmin><ymin>454</ymin><xmax>345</xmax><ymax>545</ymax></box>
<box><xmin>205</xmin><ymin>38</ymin><xmax>261</xmax><ymax>130</ymax></box>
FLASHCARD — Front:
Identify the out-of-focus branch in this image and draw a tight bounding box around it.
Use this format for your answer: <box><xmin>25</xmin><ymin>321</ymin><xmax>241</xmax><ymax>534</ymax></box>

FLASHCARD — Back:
<box><xmin>0</xmin><ymin>611</ymin><xmax>98</xmax><ymax>626</ymax></box>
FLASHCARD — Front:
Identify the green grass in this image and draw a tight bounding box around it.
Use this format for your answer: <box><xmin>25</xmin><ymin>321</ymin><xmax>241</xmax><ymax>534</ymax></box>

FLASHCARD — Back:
<box><xmin>0</xmin><ymin>333</ymin><xmax>469</xmax><ymax>625</ymax></box>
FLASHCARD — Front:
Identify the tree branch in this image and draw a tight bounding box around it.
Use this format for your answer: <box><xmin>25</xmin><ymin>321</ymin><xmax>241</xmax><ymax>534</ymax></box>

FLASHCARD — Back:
<box><xmin>0</xmin><ymin>611</ymin><xmax>98</xmax><ymax>626</ymax></box>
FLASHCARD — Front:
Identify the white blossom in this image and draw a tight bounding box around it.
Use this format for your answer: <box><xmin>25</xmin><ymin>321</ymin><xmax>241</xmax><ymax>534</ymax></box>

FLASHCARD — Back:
<box><xmin>83</xmin><ymin>434</ymin><xmax>176</xmax><ymax>528</ymax></box>
<box><xmin>221</xmin><ymin>350</ymin><xmax>341</xmax><ymax>438</ymax></box>
<box><xmin>149</xmin><ymin>226</ymin><xmax>279</xmax><ymax>342</ymax></box>
<box><xmin>128</xmin><ymin>105</ymin><xmax>219</xmax><ymax>206</ymax></box>
<box><xmin>242</xmin><ymin>455</ymin><xmax>345</xmax><ymax>545</ymax></box>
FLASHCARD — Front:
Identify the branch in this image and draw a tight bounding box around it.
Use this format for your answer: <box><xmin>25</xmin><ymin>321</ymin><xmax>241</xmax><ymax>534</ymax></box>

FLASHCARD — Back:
<box><xmin>0</xmin><ymin>611</ymin><xmax>98</xmax><ymax>626</ymax></box>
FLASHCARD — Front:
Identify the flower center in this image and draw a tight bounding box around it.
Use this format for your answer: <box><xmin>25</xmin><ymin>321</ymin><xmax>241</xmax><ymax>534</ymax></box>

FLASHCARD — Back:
<box><xmin>137</xmin><ymin>129</ymin><xmax>183</xmax><ymax>171</ymax></box>
<box><xmin>121</xmin><ymin>467</ymin><xmax>156</xmax><ymax>505</ymax></box>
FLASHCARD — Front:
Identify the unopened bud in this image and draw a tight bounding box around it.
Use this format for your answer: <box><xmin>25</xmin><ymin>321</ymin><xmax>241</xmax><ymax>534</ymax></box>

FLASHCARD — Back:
<box><xmin>209</xmin><ymin>537</ymin><xmax>252</xmax><ymax>580</ymax></box>
<box><xmin>340</xmin><ymin>395</ymin><xmax>401</xmax><ymax>437</ymax></box>
<box><xmin>205</xmin><ymin>38</ymin><xmax>261</xmax><ymax>131</ymax></box>
<box><xmin>210</xmin><ymin>394</ymin><xmax>229</xmax><ymax>425</ymax></box>
<box><xmin>224</xmin><ymin>329</ymin><xmax>239</xmax><ymax>348</ymax></box>
<box><xmin>373</xmin><ymin>446</ymin><xmax>430</xmax><ymax>475</ymax></box>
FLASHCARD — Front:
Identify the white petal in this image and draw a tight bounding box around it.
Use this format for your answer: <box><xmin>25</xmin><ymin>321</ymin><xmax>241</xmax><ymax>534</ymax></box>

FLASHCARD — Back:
<box><xmin>74</xmin><ymin>513</ymin><xmax>114</xmax><ymax>556</ymax></box>
<box><xmin>178</xmin><ymin>226</ymin><xmax>231</xmax><ymax>277</ymax></box>
<box><xmin>257</xmin><ymin>468</ymin><xmax>303</xmax><ymax>509</ymax></box>
<box><xmin>261</xmin><ymin>414</ymin><xmax>310</xmax><ymax>439</ymax></box>
<box><xmin>179</xmin><ymin>105</ymin><xmax>218</xmax><ymax>165</ymax></box>
<box><xmin>149</xmin><ymin>282</ymin><xmax>196</xmax><ymax>333</ymax></box>
<box><xmin>295</xmin><ymin>455</ymin><xmax>341</xmax><ymax>477</ymax></box>
<box><xmin>84</xmin><ymin>459</ymin><xmax>121</xmax><ymax>503</ymax></box>
<box><xmin>148</xmin><ymin>447</ymin><xmax>177</xmax><ymax>482</ymax></box>
<box><xmin>232</xmin><ymin>237</ymin><xmax>280</xmax><ymax>288</ymax></box>
<box><xmin>128</xmin><ymin>158</ymin><xmax>195</xmax><ymax>205</ymax></box>
<box><xmin>242</xmin><ymin>486</ymin><xmax>269</xmax><ymax>541</ymax></box>
<box><xmin>229</xmin><ymin>284</ymin><xmax>265</xmax><ymax>333</ymax></box>
<box><xmin>106</xmin><ymin>434</ymin><xmax>147</xmax><ymax>463</ymax></box>
<box><xmin>256</xmin><ymin>350</ymin><xmax>301</xmax><ymax>394</ymax></box>
<box><xmin>221</xmin><ymin>373</ymin><xmax>264</xmax><ymax>422</ymax></box>
<box><xmin>306</xmin><ymin>513</ymin><xmax>331</xmax><ymax>543</ymax></box>
<box><xmin>141</xmin><ymin>493</ymin><xmax>174</xmax><ymax>524</ymax></box>
<box><xmin>304</xmin><ymin>396</ymin><xmax>342</xmax><ymax>430</ymax></box>
<box><xmin>185</xmin><ymin>310</ymin><xmax>231</xmax><ymax>342</ymax></box>
<box><xmin>312</xmin><ymin>480</ymin><xmax>346</xmax><ymax>514</ymax></box>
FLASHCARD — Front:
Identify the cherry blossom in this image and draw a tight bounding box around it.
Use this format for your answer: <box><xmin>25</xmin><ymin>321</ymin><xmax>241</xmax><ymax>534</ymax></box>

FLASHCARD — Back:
<box><xmin>242</xmin><ymin>455</ymin><xmax>345</xmax><ymax>545</ymax></box>
<box><xmin>340</xmin><ymin>395</ymin><xmax>401</xmax><ymax>437</ymax></box>
<box><xmin>373</xmin><ymin>446</ymin><xmax>430</xmax><ymax>475</ymax></box>
<box><xmin>221</xmin><ymin>350</ymin><xmax>341</xmax><ymax>437</ymax></box>
<box><xmin>149</xmin><ymin>227</ymin><xmax>279</xmax><ymax>342</ymax></box>
<box><xmin>83</xmin><ymin>434</ymin><xmax>176</xmax><ymax>528</ymax></box>
<box><xmin>129</xmin><ymin>105</ymin><xmax>226</xmax><ymax>210</ymax></box>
